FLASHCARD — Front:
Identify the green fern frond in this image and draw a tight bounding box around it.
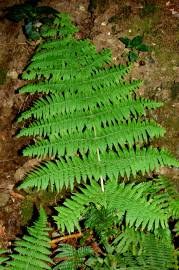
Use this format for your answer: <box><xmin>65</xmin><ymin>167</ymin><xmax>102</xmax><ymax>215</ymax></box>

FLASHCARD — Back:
<box><xmin>139</xmin><ymin>232</ymin><xmax>177</xmax><ymax>269</ymax></box>
<box><xmin>17</xmin><ymin>79</ymin><xmax>142</xmax><ymax>122</ymax></box>
<box><xmin>19</xmin><ymin>65</ymin><xmax>130</xmax><ymax>94</ymax></box>
<box><xmin>0</xmin><ymin>249</ymin><xmax>9</xmax><ymax>269</ymax></box>
<box><xmin>149</xmin><ymin>177</ymin><xmax>179</xmax><ymax>219</ymax></box>
<box><xmin>25</xmin><ymin>48</ymin><xmax>111</xmax><ymax>75</ymax></box>
<box><xmin>22</xmin><ymin>120</ymin><xmax>165</xmax><ymax>158</ymax></box>
<box><xmin>54</xmin><ymin>180</ymin><xmax>170</xmax><ymax>233</ymax></box>
<box><xmin>17</xmin><ymin>98</ymin><xmax>162</xmax><ymax>137</ymax></box>
<box><xmin>23</xmin><ymin>51</ymin><xmax>111</xmax><ymax>81</ymax></box>
<box><xmin>54</xmin><ymin>244</ymin><xmax>93</xmax><ymax>270</ymax></box>
<box><xmin>173</xmin><ymin>220</ymin><xmax>179</xmax><ymax>236</ymax></box>
<box><xmin>114</xmin><ymin>232</ymin><xmax>177</xmax><ymax>270</ymax></box>
<box><xmin>41</xmin><ymin>13</ymin><xmax>78</xmax><ymax>38</ymax></box>
<box><xmin>84</xmin><ymin>205</ymin><xmax>118</xmax><ymax>240</ymax></box>
<box><xmin>7</xmin><ymin>208</ymin><xmax>53</xmax><ymax>270</ymax></box>
<box><xmin>38</xmin><ymin>38</ymin><xmax>91</xmax><ymax>50</ymax></box>
<box><xmin>113</xmin><ymin>227</ymin><xmax>145</xmax><ymax>255</ymax></box>
<box><xmin>32</xmin><ymin>42</ymin><xmax>97</xmax><ymax>63</ymax></box>
<box><xmin>19</xmin><ymin>147</ymin><xmax>179</xmax><ymax>191</ymax></box>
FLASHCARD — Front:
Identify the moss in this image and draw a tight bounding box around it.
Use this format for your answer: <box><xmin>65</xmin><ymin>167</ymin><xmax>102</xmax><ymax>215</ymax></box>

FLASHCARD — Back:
<box><xmin>0</xmin><ymin>69</ymin><xmax>7</xmax><ymax>85</ymax></box>
<box><xmin>21</xmin><ymin>199</ymin><xmax>34</xmax><ymax>226</ymax></box>
<box><xmin>139</xmin><ymin>1</ymin><xmax>158</xmax><ymax>17</ymax></box>
<box><xmin>36</xmin><ymin>190</ymin><xmax>62</xmax><ymax>206</ymax></box>
<box><xmin>171</xmin><ymin>82</ymin><xmax>179</xmax><ymax>101</ymax></box>
<box><xmin>20</xmin><ymin>189</ymin><xmax>66</xmax><ymax>225</ymax></box>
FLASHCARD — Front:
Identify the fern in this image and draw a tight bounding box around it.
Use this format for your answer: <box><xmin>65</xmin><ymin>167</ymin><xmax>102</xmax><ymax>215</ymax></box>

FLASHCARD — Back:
<box><xmin>19</xmin><ymin>147</ymin><xmax>178</xmax><ymax>192</ymax></box>
<box><xmin>54</xmin><ymin>180</ymin><xmax>172</xmax><ymax>233</ymax></box>
<box><xmin>41</xmin><ymin>13</ymin><xmax>78</xmax><ymax>38</ymax></box>
<box><xmin>0</xmin><ymin>249</ymin><xmax>8</xmax><ymax>269</ymax></box>
<box><xmin>17</xmin><ymin>12</ymin><xmax>179</xmax><ymax>270</ymax></box>
<box><xmin>6</xmin><ymin>208</ymin><xmax>53</xmax><ymax>270</ymax></box>
<box><xmin>54</xmin><ymin>244</ymin><xmax>93</xmax><ymax>270</ymax></box>
<box><xmin>17</xmin><ymin>14</ymin><xmax>179</xmax><ymax>192</ymax></box>
<box><xmin>114</xmin><ymin>233</ymin><xmax>177</xmax><ymax>270</ymax></box>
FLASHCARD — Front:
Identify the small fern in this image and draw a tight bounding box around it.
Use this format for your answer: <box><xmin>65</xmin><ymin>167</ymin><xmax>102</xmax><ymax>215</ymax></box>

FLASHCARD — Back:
<box><xmin>6</xmin><ymin>208</ymin><xmax>53</xmax><ymax>270</ymax></box>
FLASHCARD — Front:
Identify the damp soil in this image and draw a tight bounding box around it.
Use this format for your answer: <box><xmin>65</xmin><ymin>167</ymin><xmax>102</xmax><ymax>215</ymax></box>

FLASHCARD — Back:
<box><xmin>0</xmin><ymin>0</ymin><xmax>179</xmax><ymax>247</ymax></box>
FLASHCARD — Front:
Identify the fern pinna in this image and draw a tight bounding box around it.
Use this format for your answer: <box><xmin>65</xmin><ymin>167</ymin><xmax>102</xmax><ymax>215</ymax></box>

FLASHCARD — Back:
<box><xmin>17</xmin><ymin>13</ymin><xmax>179</xmax><ymax>269</ymax></box>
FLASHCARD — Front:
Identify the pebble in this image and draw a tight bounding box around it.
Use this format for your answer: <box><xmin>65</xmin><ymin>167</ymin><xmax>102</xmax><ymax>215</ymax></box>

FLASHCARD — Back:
<box><xmin>79</xmin><ymin>5</ymin><xmax>85</xmax><ymax>11</ymax></box>
<box><xmin>7</xmin><ymin>70</ymin><xmax>18</xmax><ymax>80</ymax></box>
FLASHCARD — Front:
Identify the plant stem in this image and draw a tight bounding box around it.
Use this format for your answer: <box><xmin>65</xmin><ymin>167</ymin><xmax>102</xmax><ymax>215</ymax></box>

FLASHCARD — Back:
<box><xmin>93</xmin><ymin>126</ymin><xmax>104</xmax><ymax>192</ymax></box>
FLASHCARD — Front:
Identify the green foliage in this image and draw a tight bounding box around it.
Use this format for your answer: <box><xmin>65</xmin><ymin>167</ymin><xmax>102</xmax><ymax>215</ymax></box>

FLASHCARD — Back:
<box><xmin>139</xmin><ymin>1</ymin><xmax>158</xmax><ymax>17</ymax></box>
<box><xmin>119</xmin><ymin>35</ymin><xmax>150</xmax><ymax>62</ymax></box>
<box><xmin>83</xmin><ymin>178</ymin><xmax>179</xmax><ymax>269</ymax></box>
<box><xmin>16</xmin><ymin>12</ymin><xmax>179</xmax><ymax>270</ymax></box>
<box><xmin>17</xmin><ymin>14</ymin><xmax>179</xmax><ymax>193</ymax></box>
<box><xmin>6</xmin><ymin>208</ymin><xmax>53</xmax><ymax>269</ymax></box>
<box><xmin>54</xmin><ymin>244</ymin><xmax>93</xmax><ymax>270</ymax></box>
<box><xmin>54</xmin><ymin>178</ymin><xmax>178</xmax><ymax>234</ymax></box>
<box><xmin>0</xmin><ymin>249</ymin><xmax>9</xmax><ymax>269</ymax></box>
<box><xmin>0</xmin><ymin>69</ymin><xmax>7</xmax><ymax>85</ymax></box>
<box><xmin>85</xmin><ymin>230</ymin><xmax>177</xmax><ymax>269</ymax></box>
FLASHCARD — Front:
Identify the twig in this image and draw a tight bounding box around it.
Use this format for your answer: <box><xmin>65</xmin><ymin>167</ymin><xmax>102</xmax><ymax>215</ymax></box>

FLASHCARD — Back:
<box><xmin>50</xmin><ymin>232</ymin><xmax>83</xmax><ymax>245</ymax></box>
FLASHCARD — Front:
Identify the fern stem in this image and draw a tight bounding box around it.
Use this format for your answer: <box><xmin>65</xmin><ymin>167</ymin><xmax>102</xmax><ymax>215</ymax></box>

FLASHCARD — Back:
<box><xmin>93</xmin><ymin>126</ymin><xmax>104</xmax><ymax>192</ymax></box>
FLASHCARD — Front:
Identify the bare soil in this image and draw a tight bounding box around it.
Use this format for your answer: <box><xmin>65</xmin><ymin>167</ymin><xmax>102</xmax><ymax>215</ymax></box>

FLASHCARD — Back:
<box><xmin>0</xmin><ymin>0</ymin><xmax>179</xmax><ymax>247</ymax></box>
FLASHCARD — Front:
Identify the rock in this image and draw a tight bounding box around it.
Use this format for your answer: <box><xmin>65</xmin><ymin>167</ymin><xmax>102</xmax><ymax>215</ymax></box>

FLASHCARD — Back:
<box><xmin>0</xmin><ymin>192</ymin><xmax>10</xmax><ymax>207</ymax></box>
<box><xmin>7</xmin><ymin>70</ymin><xmax>18</xmax><ymax>80</ymax></box>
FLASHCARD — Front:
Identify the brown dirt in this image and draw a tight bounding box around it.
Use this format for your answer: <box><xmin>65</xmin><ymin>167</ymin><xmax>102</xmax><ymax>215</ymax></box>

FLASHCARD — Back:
<box><xmin>0</xmin><ymin>0</ymin><xmax>179</xmax><ymax>247</ymax></box>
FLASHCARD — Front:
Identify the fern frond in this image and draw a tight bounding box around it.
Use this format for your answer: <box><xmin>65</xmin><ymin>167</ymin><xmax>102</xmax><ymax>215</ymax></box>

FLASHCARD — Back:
<box><xmin>173</xmin><ymin>220</ymin><xmax>179</xmax><ymax>236</ymax></box>
<box><xmin>7</xmin><ymin>208</ymin><xmax>53</xmax><ymax>270</ymax></box>
<box><xmin>19</xmin><ymin>65</ymin><xmax>130</xmax><ymax>94</ymax></box>
<box><xmin>0</xmin><ymin>249</ymin><xmax>9</xmax><ymax>269</ymax></box>
<box><xmin>84</xmin><ymin>205</ymin><xmax>118</xmax><ymax>241</ymax></box>
<box><xmin>38</xmin><ymin>38</ymin><xmax>91</xmax><ymax>50</ymax></box>
<box><xmin>54</xmin><ymin>180</ymin><xmax>170</xmax><ymax>233</ymax></box>
<box><xmin>54</xmin><ymin>244</ymin><xmax>93</xmax><ymax>270</ymax></box>
<box><xmin>23</xmin><ymin>51</ymin><xmax>112</xmax><ymax>81</ymax></box>
<box><xmin>25</xmin><ymin>48</ymin><xmax>111</xmax><ymax>74</ymax></box>
<box><xmin>149</xmin><ymin>177</ymin><xmax>179</xmax><ymax>219</ymax></box>
<box><xmin>19</xmin><ymin>147</ymin><xmax>179</xmax><ymax>191</ymax></box>
<box><xmin>32</xmin><ymin>43</ymin><xmax>96</xmax><ymax>63</ymax></box>
<box><xmin>113</xmin><ymin>227</ymin><xmax>145</xmax><ymax>255</ymax></box>
<box><xmin>139</xmin><ymin>232</ymin><xmax>177</xmax><ymax>269</ymax></box>
<box><xmin>18</xmin><ymin>80</ymin><xmax>142</xmax><ymax>122</ymax></box>
<box><xmin>41</xmin><ymin>13</ymin><xmax>78</xmax><ymax>38</ymax></box>
<box><xmin>17</xmin><ymin>98</ymin><xmax>162</xmax><ymax>137</ymax></box>
<box><xmin>115</xmin><ymin>231</ymin><xmax>177</xmax><ymax>270</ymax></box>
<box><xmin>22</xmin><ymin>120</ymin><xmax>165</xmax><ymax>158</ymax></box>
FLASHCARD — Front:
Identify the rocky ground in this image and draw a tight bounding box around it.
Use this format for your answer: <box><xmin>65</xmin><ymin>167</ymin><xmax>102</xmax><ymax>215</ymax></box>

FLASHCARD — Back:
<box><xmin>0</xmin><ymin>0</ymin><xmax>179</xmax><ymax>247</ymax></box>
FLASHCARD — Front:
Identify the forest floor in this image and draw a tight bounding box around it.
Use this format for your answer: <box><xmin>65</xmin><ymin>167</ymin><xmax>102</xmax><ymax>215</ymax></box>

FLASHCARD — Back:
<box><xmin>0</xmin><ymin>0</ymin><xmax>179</xmax><ymax>247</ymax></box>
